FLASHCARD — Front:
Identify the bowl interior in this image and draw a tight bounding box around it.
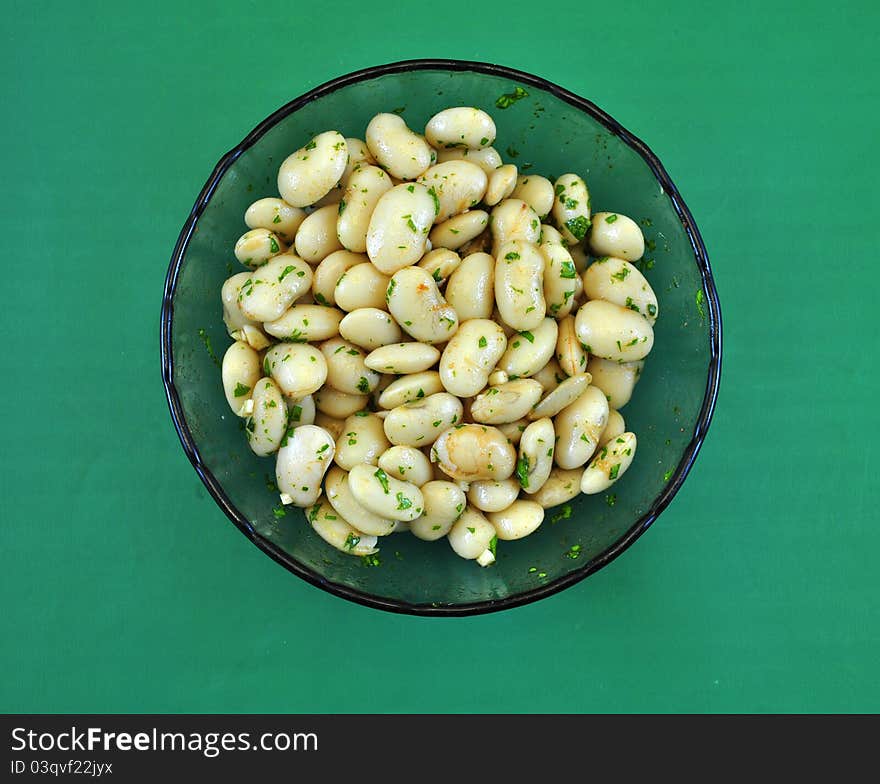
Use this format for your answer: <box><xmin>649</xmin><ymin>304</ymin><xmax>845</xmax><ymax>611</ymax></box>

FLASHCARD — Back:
<box><xmin>166</xmin><ymin>63</ymin><xmax>717</xmax><ymax>613</ymax></box>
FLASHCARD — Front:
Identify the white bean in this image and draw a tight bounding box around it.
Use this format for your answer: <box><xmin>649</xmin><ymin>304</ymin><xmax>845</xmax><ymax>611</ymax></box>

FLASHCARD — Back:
<box><xmin>313</xmin><ymin>387</ymin><xmax>368</xmax><ymax>418</ymax></box>
<box><xmin>221</xmin><ymin>340</ymin><xmax>261</xmax><ymax>416</ymax></box>
<box><xmin>589</xmin><ymin>212</ymin><xmax>645</xmax><ymax>261</ymax></box>
<box><xmin>312</xmin><ymin>250</ymin><xmax>367</xmax><ymax>306</ymax></box>
<box><xmin>531</xmin><ymin>467</ymin><xmax>583</xmax><ymax>509</ymax></box>
<box><xmin>235</xmin><ymin>255</ymin><xmax>312</xmax><ymax>322</ymax></box>
<box><xmin>417</xmin><ymin>161</ymin><xmax>488</xmax><ymax>222</ymax></box>
<box><xmin>511</xmin><ymin>175</ymin><xmax>554</xmax><ymax>218</ymax></box>
<box><xmin>425</xmin><ymin>107</ymin><xmax>496</xmax><ymax>150</ymax></box>
<box><xmin>275</xmin><ymin>424</ymin><xmax>335</xmax><ymax>507</ymax></box>
<box><xmin>587</xmin><ymin>356</ymin><xmax>644</xmax><ymax>409</ymax></box>
<box><xmin>517</xmin><ymin>418</ymin><xmax>555</xmax><ymax>494</ymax></box>
<box><xmin>334</xmin><ymin>262</ymin><xmax>390</xmax><ymax>311</ymax></box>
<box><xmin>245</xmin><ymin>377</ymin><xmax>288</xmax><ymax>456</ymax></box>
<box><xmin>429</xmin><ymin>211</ymin><xmax>489</xmax><ymax>250</ymax></box>
<box><xmin>294</xmin><ymin>204</ymin><xmax>343</xmax><ymax>263</ymax></box>
<box><xmin>386</xmin><ymin>266</ymin><xmax>458</xmax><ymax>344</ymax></box>
<box><xmin>347</xmin><ymin>463</ymin><xmax>424</xmax><ymax>522</ymax></box>
<box><xmin>496</xmin><ymin>317</ymin><xmax>557</xmax><ymax>378</ymax></box>
<box><xmin>554</xmin><ymin>385</ymin><xmax>609</xmax><ymax>469</ymax></box>
<box><xmin>531</xmin><ymin>358</ymin><xmax>566</xmax><ymax>392</ymax></box>
<box><xmin>221</xmin><ymin>272</ymin><xmax>259</xmax><ymax>335</ymax></box>
<box><xmin>555</xmin><ymin>314</ymin><xmax>588</xmax><ymax>376</ymax></box>
<box><xmin>581</xmin><ymin>432</ymin><xmax>637</xmax><ymax>494</ymax></box>
<box><xmin>337</xmin><ymin>164</ymin><xmax>394</xmax><ymax>253</ymax></box>
<box><xmin>495</xmin><ymin>419</ymin><xmax>529</xmax><ymax>445</ymax></box>
<box><xmin>365</xmin><ymin>342</ymin><xmax>440</xmax><ymax>374</ymax></box>
<box><xmin>377</xmin><ymin>371</ymin><xmax>444</xmax><ymax>409</ymax></box>
<box><xmin>366</xmin><ymin>183</ymin><xmax>435</xmax><ymax>275</ymax></box>
<box><xmin>319</xmin><ymin>337</ymin><xmax>380</xmax><ymax>396</ymax></box>
<box><xmin>582</xmin><ymin>256</ymin><xmax>658</xmax><ymax>324</ymax></box>
<box><xmin>431</xmin><ymin>424</ymin><xmax>516</xmax><ymax>482</ymax></box>
<box><xmin>383</xmin><ymin>392</ymin><xmax>463</xmax><ymax>447</ymax></box>
<box><xmin>314</xmin><ymin>412</ymin><xmax>345</xmax><ymax>441</ymax></box>
<box><xmin>334</xmin><ymin>412</ymin><xmax>390</xmax><ymax>471</ymax></box>
<box><xmin>471</xmin><ymin>379</ymin><xmax>543</xmax><ymax>424</ymax></box>
<box><xmin>467</xmin><ymin>477</ymin><xmax>520</xmax><ymax>513</ymax></box>
<box><xmin>439</xmin><ymin>318</ymin><xmax>507</xmax><ymax>397</ymax></box>
<box><xmin>418</xmin><ymin>248</ymin><xmax>461</xmax><ymax>282</ymax></box>
<box><xmin>325</xmin><ymin>466</ymin><xmax>396</xmax><ymax>536</ymax></box>
<box><xmin>490</xmin><ymin>198</ymin><xmax>541</xmax><ymax>254</ymax></box>
<box><xmin>600</xmin><ymin>408</ymin><xmax>626</xmax><ymax>444</ymax></box>
<box><xmin>365</xmin><ymin>113</ymin><xmax>435</xmax><ymax>180</ymax></box>
<box><xmin>529</xmin><ymin>372</ymin><xmax>591</xmax><ymax>419</ymax></box>
<box><xmin>378</xmin><ymin>446</ymin><xmax>433</xmax><ymax>487</ymax></box>
<box><xmin>445</xmin><ymin>252</ymin><xmax>495</xmax><ymax>320</ymax></box>
<box><xmin>338</xmin><ymin>307</ymin><xmax>402</xmax><ymax>350</ymax></box>
<box><xmin>494</xmin><ymin>240</ymin><xmax>545</xmax><ymax>330</ymax></box>
<box><xmin>539</xmin><ymin>235</ymin><xmax>579</xmax><ymax>319</ymax></box>
<box><xmin>263</xmin><ymin>342</ymin><xmax>328</xmax><ymax>399</ymax></box>
<box><xmin>488</xmin><ymin>500</ymin><xmax>544</xmax><ymax>540</ymax></box>
<box><xmin>277</xmin><ymin>131</ymin><xmax>348</xmax><ymax>208</ymax></box>
<box><xmin>234</xmin><ymin>228</ymin><xmax>287</xmax><ymax>269</ymax></box>
<box><xmin>574</xmin><ymin>300</ymin><xmax>654</xmax><ymax>362</ymax></box>
<box><xmin>237</xmin><ymin>324</ymin><xmax>272</xmax><ymax>350</ymax></box>
<box><xmin>436</xmin><ymin>146</ymin><xmax>502</xmax><ymax>173</ymax></box>
<box><xmin>552</xmin><ymin>173</ymin><xmax>592</xmax><ymax>245</ymax></box>
<box><xmin>264</xmin><ymin>303</ymin><xmax>343</xmax><ymax>343</ymax></box>
<box><xmin>410</xmin><ymin>481</ymin><xmax>466</xmax><ymax>541</ymax></box>
<box><xmin>286</xmin><ymin>394</ymin><xmax>316</xmax><ymax>428</ymax></box>
<box><xmin>306</xmin><ymin>498</ymin><xmax>378</xmax><ymax>556</ymax></box>
<box><xmin>244</xmin><ymin>197</ymin><xmax>306</xmax><ymax>242</ymax></box>
<box><xmin>447</xmin><ymin>506</ymin><xmax>496</xmax><ymax>561</ymax></box>
<box><xmin>484</xmin><ymin>164</ymin><xmax>517</xmax><ymax>206</ymax></box>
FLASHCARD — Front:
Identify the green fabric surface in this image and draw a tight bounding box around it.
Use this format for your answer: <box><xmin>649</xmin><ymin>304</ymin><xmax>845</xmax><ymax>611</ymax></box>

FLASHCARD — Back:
<box><xmin>1</xmin><ymin>0</ymin><xmax>877</xmax><ymax>713</ymax></box>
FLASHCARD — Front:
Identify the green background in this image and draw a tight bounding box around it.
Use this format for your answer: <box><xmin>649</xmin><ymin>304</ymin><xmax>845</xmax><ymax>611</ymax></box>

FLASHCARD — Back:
<box><xmin>1</xmin><ymin>0</ymin><xmax>877</xmax><ymax>713</ymax></box>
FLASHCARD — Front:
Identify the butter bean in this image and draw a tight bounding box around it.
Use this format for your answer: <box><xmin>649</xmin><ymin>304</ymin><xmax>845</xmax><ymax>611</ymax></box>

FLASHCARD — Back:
<box><xmin>436</xmin><ymin>146</ymin><xmax>502</xmax><ymax>173</ymax></box>
<box><xmin>425</xmin><ymin>107</ymin><xmax>496</xmax><ymax>150</ymax></box>
<box><xmin>531</xmin><ymin>467</ymin><xmax>582</xmax><ymax>508</ymax></box>
<box><xmin>339</xmin><ymin>307</ymin><xmax>402</xmax><ymax>350</ymax></box>
<box><xmin>347</xmin><ymin>463</ymin><xmax>424</xmax><ymax>522</ymax></box>
<box><xmin>313</xmin><ymin>386</ymin><xmax>369</xmax><ymax>418</ymax></box>
<box><xmin>599</xmin><ymin>408</ymin><xmax>626</xmax><ymax>444</ymax></box>
<box><xmin>552</xmin><ymin>174</ymin><xmax>592</xmax><ymax>245</ymax></box>
<box><xmin>582</xmin><ymin>256</ymin><xmax>658</xmax><ymax>324</ymax></box>
<box><xmin>554</xmin><ymin>385</ymin><xmax>609</xmax><ymax>469</ymax></box>
<box><xmin>386</xmin><ymin>266</ymin><xmax>458</xmax><ymax>344</ymax></box>
<box><xmin>447</xmin><ymin>506</ymin><xmax>496</xmax><ymax>562</ymax></box>
<box><xmin>337</xmin><ymin>164</ymin><xmax>394</xmax><ymax>253</ymax></box>
<box><xmin>529</xmin><ymin>373</ymin><xmax>591</xmax><ymax>419</ymax></box>
<box><xmin>417</xmin><ymin>161</ymin><xmax>488</xmax><ymax>222</ymax></box>
<box><xmin>277</xmin><ymin>131</ymin><xmax>348</xmax><ymax>208</ymax></box>
<box><xmin>221</xmin><ymin>340</ymin><xmax>261</xmax><ymax>416</ymax></box>
<box><xmin>306</xmin><ymin>498</ymin><xmax>378</xmax><ymax>556</ymax></box>
<box><xmin>334</xmin><ymin>412</ymin><xmax>390</xmax><ymax>471</ymax></box>
<box><xmin>313</xmin><ymin>412</ymin><xmax>345</xmax><ymax>441</ymax></box>
<box><xmin>490</xmin><ymin>198</ymin><xmax>541</xmax><ymax>254</ymax></box>
<box><xmin>312</xmin><ymin>250</ymin><xmax>367</xmax><ymax>307</ymax></box>
<box><xmin>244</xmin><ymin>197</ymin><xmax>306</xmax><ymax>242</ymax></box>
<box><xmin>418</xmin><ymin>248</ymin><xmax>461</xmax><ymax>283</ymax></box>
<box><xmin>512</xmin><ymin>175</ymin><xmax>554</xmax><ymax>218</ymax></box>
<box><xmin>320</xmin><ymin>337</ymin><xmax>380</xmax><ymax>396</ymax></box>
<box><xmin>574</xmin><ymin>300</ymin><xmax>654</xmax><ymax>362</ymax></box>
<box><xmin>589</xmin><ymin>212</ymin><xmax>645</xmax><ymax>261</ymax></box>
<box><xmin>484</xmin><ymin>164</ymin><xmax>517</xmax><ymax>206</ymax></box>
<box><xmin>221</xmin><ymin>272</ymin><xmax>260</xmax><ymax>336</ymax></box>
<box><xmin>531</xmin><ymin>358</ymin><xmax>566</xmax><ymax>392</ymax></box>
<box><xmin>286</xmin><ymin>394</ymin><xmax>316</xmax><ymax>428</ymax></box>
<box><xmin>275</xmin><ymin>424</ymin><xmax>335</xmax><ymax>507</ymax></box>
<box><xmin>471</xmin><ymin>379</ymin><xmax>543</xmax><ymax>424</ymax></box>
<box><xmin>517</xmin><ymin>417</ymin><xmax>555</xmax><ymax>495</ymax></box>
<box><xmin>383</xmin><ymin>392</ymin><xmax>463</xmax><ymax>447</ymax></box>
<box><xmin>496</xmin><ymin>419</ymin><xmax>529</xmax><ymax>445</ymax></box>
<box><xmin>587</xmin><ymin>356</ymin><xmax>644</xmax><ymax>409</ymax></box>
<box><xmin>410</xmin><ymin>481</ymin><xmax>467</xmax><ymax>541</ymax></box>
<box><xmin>366</xmin><ymin>183</ymin><xmax>435</xmax><ymax>275</ymax></box>
<box><xmin>294</xmin><ymin>204</ymin><xmax>343</xmax><ymax>263</ymax></box>
<box><xmin>494</xmin><ymin>240</ymin><xmax>545</xmax><ymax>330</ymax></box>
<box><xmin>555</xmin><ymin>315</ymin><xmax>588</xmax><ymax>376</ymax></box>
<box><xmin>263</xmin><ymin>343</ymin><xmax>328</xmax><ymax>399</ymax></box>
<box><xmin>334</xmin><ymin>262</ymin><xmax>390</xmax><ymax>311</ymax></box>
<box><xmin>245</xmin><ymin>377</ymin><xmax>288</xmax><ymax>456</ymax></box>
<box><xmin>325</xmin><ymin>466</ymin><xmax>396</xmax><ymax>536</ymax></box>
<box><xmin>488</xmin><ymin>500</ymin><xmax>544</xmax><ymax>540</ymax></box>
<box><xmin>581</xmin><ymin>432</ymin><xmax>637</xmax><ymax>494</ymax></box>
<box><xmin>235</xmin><ymin>255</ymin><xmax>312</xmax><ymax>322</ymax></box>
<box><xmin>234</xmin><ymin>228</ymin><xmax>287</xmax><ymax>269</ymax></box>
<box><xmin>445</xmin><ymin>252</ymin><xmax>494</xmax><ymax>320</ymax></box>
<box><xmin>539</xmin><ymin>235</ymin><xmax>579</xmax><ymax>319</ymax></box>
<box><xmin>365</xmin><ymin>342</ymin><xmax>440</xmax><ymax>374</ymax></box>
<box><xmin>439</xmin><ymin>318</ymin><xmax>507</xmax><ymax>397</ymax></box>
<box><xmin>429</xmin><ymin>211</ymin><xmax>489</xmax><ymax>250</ymax></box>
<box><xmin>365</xmin><ymin>113</ymin><xmax>435</xmax><ymax>180</ymax></box>
<box><xmin>496</xmin><ymin>317</ymin><xmax>557</xmax><ymax>378</ymax></box>
<box><xmin>467</xmin><ymin>477</ymin><xmax>519</xmax><ymax>513</ymax></box>
<box><xmin>377</xmin><ymin>371</ymin><xmax>444</xmax><ymax>409</ymax></box>
<box><xmin>431</xmin><ymin>424</ymin><xmax>516</xmax><ymax>482</ymax></box>
<box><xmin>378</xmin><ymin>446</ymin><xmax>433</xmax><ymax>488</ymax></box>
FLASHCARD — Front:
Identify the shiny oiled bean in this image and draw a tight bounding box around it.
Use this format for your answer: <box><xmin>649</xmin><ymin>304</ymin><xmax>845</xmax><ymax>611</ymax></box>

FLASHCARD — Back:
<box><xmin>294</xmin><ymin>204</ymin><xmax>343</xmax><ymax>263</ymax></box>
<box><xmin>337</xmin><ymin>164</ymin><xmax>393</xmax><ymax>253</ymax></box>
<box><xmin>418</xmin><ymin>248</ymin><xmax>461</xmax><ymax>283</ymax></box>
<box><xmin>277</xmin><ymin>131</ymin><xmax>348</xmax><ymax>208</ymax></box>
<box><xmin>244</xmin><ymin>197</ymin><xmax>306</xmax><ymax>241</ymax></box>
<box><xmin>263</xmin><ymin>343</ymin><xmax>328</xmax><ymax>399</ymax></box>
<box><xmin>347</xmin><ymin>463</ymin><xmax>424</xmax><ymax>522</ymax></box>
<box><xmin>275</xmin><ymin>424</ymin><xmax>335</xmax><ymax>507</ymax></box>
<box><xmin>237</xmin><ymin>324</ymin><xmax>273</xmax><ymax>351</ymax></box>
<box><xmin>530</xmin><ymin>467</ymin><xmax>582</xmax><ymax>509</ymax></box>
<box><xmin>334</xmin><ymin>263</ymin><xmax>390</xmax><ymax>311</ymax></box>
<box><xmin>444</xmin><ymin>252</ymin><xmax>494</xmax><ymax>320</ymax></box>
<box><xmin>599</xmin><ymin>408</ymin><xmax>626</xmax><ymax>444</ymax></box>
<box><xmin>221</xmin><ymin>272</ymin><xmax>259</xmax><ymax>335</ymax></box>
<box><xmin>447</xmin><ymin>506</ymin><xmax>496</xmax><ymax>562</ymax></box>
<box><xmin>467</xmin><ymin>477</ymin><xmax>520</xmax><ymax>513</ymax></box>
<box><xmin>429</xmin><ymin>211</ymin><xmax>489</xmax><ymax>250</ymax></box>
<box><xmin>386</xmin><ymin>267</ymin><xmax>458</xmax><ymax>344</ymax></box>
<box><xmin>313</xmin><ymin>387</ymin><xmax>369</xmax><ymax>418</ymax></box>
<box><xmin>264</xmin><ymin>304</ymin><xmax>343</xmax><ymax>343</ymax></box>
<box><xmin>529</xmin><ymin>373</ymin><xmax>591</xmax><ymax>419</ymax></box>
<box><xmin>286</xmin><ymin>394</ymin><xmax>316</xmax><ymax>428</ymax></box>
<box><xmin>539</xmin><ymin>235</ymin><xmax>579</xmax><ymax>319</ymax></box>
<box><xmin>470</xmin><ymin>379</ymin><xmax>543</xmax><ymax>424</ymax></box>
<box><xmin>439</xmin><ymin>318</ymin><xmax>507</xmax><ymax>397</ymax></box>
<box><xmin>582</xmin><ymin>256</ymin><xmax>658</xmax><ymax>324</ymax></box>
<box><xmin>495</xmin><ymin>419</ymin><xmax>529</xmax><ymax>445</ymax></box>
<box><xmin>517</xmin><ymin>418</ymin><xmax>555</xmax><ymax>495</ymax></box>
<box><xmin>484</xmin><ymin>164</ymin><xmax>517</xmax><ymax>206</ymax></box>
<box><xmin>410</xmin><ymin>481</ymin><xmax>466</xmax><ymax>541</ymax></box>
<box><xmin>245</xmin><ymin>377</ymin><xmax>289</xmax><ymax>457</ymax></box>
<box><xmin>234</xmin><ymin>228</ymin><xmax>287</xmax><ymax>269</ymax></box>
<box><xmin>588</xmin><ymin>213</ymin><xmax>645</xmax><ymax>261</ymax></box>
<box><xmin>338</xmin><ymin>308</ymin><xmax>402</xmax><ymax>350</ymax></box>
<box><xmin>377</xmin><ymin>371</ymin><xmax>444</xmax><ymax>409</ymax></box>
<box><xmin>436</xmin><ymin>146</ymin><xmax>503</xmax><ymax>173</ymax></box>
<box><xmin>425</xmin><ymin>107</ymin><xmax>496</xmax><ymax>150</ymax></box>
<box><xmin>417</xmin><ymin>161</ymin><xmax>488</xmax><ymax>222</ymax></box>
<box><xmin>320</xmin><ymin>337</ymin><xmax>380</xmax><ymax>396</ymax></box>
<box><xmin>365</xmin><ymin>113</ymin><xmax>435</xmax><ymax>180</ymax></box>
<box><xmin>312</xmin><ymin>250</ymin><xmax>367</xmax><ymax>307</ymax></box>
<box><xmin>556</xmin><ymin>315</ymin><xmax>588</xmax><ymax>377</ymax></box>
<box><xmin>531</xmin><ymin>358</ymin><xmax>566</xmax><ymax>392</ymax></box>
<box><xmin>313</xmin><ymin>412</ymin><xmax>345</xmax><ymax>441</ymax></box>
<box><xmin>334</xmin><ymin>413</ymin><xmax>390</xmax><ymax>471</ymax></box>
<box><xmin>383</xmin><ymin>392</ymin><xmax>463</xmax><ymax>447</ymax></box>
<box><xmin>581</xmin><ymin>432</ymin><xmax>637</xmax><ymax>494</ymax></box>
<box><xmin>490</xmin><ymin>198</ymin><xmax>541</xmax><ymax>254</ymax></box>
<box><xmin>236</xmin><ymin>255</ymin><xmax>312</xmax><ymax>322</ymax></box>
<box><xmin>306</xmin><ymin>498</ymin><xmax>378</xmax><ymax>556</ymax></box>
<box><xmin>496</xmin><ymin>317</ymin><xmax>557</xmax><ymax>379</ymax></box>
<box><xmin>488</xmin><ymin>500</ymin><xmax>544</xmax><ymax>540</ymax></box>
<box><xmin>325</xmin><ymin>466</ymin><xmax>396</xmax><ymax>536</ymax></box>
<box><xmin>494</xmin><ymin>240</ymin><xmax>545</xmax><ymax>330</ymax></box>
<box><xmin>378</xmin><ymin>446</ymin><xmax>433</xmax><ymax>487</ymax></box>
<box><xmin>552</xmin><ymin>174</ymin><xmax>592</xmax><ymax>245</ymax></box>
<box><xmin>431</xmin><ymin>424</ymin><xmax>516</xmax><ymax>482</ymax></box>
<box><xmin>365</xmin><ymin>342</ymin><xmax>440</xmax><ymax>374</ymax></box>
<box><xmin>366</xmin><ymin>183</ymin><xmax>435</xmax><ymax>275</ymax></box>
<box><xmin>554</xmin><ymin>385</ymin><xmax>609</xmax><ymax>469</ymax></box>
<box><xmin>574</xmin><ymin>300</ymin><xmax>654</xmax><ymax>362</ymax></box>
<box><xmin>343</xmin><ymin>137</ymin><xmax>376</xmax><ymax>172</ymax></box>
<box><xmin>587</xmin><ymin>356</ymin><xmax>644</xmax><ymax>409</ymax></box>
<box><xmin>222</xmin><ymin>340</ymin><xmax>261</xmax><ymax>416</ymax></box>
<box><xmin>512</xmin><ymin>175</ymin><xmax>554</xmax><ymax>218</ymax></box>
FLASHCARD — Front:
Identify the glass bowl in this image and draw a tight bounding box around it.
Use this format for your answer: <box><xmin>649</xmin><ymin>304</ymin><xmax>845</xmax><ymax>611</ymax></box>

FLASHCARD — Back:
<box><xmin>161</xmin><ymin>59</ymin><xmax>721</xmax><ymax>616</ymax></box>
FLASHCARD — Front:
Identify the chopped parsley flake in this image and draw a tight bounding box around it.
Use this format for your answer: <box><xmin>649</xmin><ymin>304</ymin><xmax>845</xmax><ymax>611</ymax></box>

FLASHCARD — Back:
<box><xmin>495</xmin><ymin>86</ymin><xmax>529</xmax><ymax>109</ymax></box>
<box><xmin>605</xmin><ymin>214</ymin><xmax>618</xmax><ymax>224</ymax></box>
<box><xmin>478</xmin><ymin>336</ymin><xmax>487</xmax><ymax>348</ymax></box>
<box><xmin>608</xmin><ymin>464</ymin><xmax>620</xmax><ymax>480</ymax></box>
<box><xmin>565</xmin><ymin>215</ymin><xmax>591</xmax><ymax>241</ymax></box>
<box><xmin>233</xmin><ymin>382</ymin><xmax>250</xmax><ymax>397</ymax></box>
<box><xmin>374</xmin><ymin>468</ymin><xmax>390</xmax><ymax>494</ymax></box>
